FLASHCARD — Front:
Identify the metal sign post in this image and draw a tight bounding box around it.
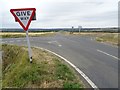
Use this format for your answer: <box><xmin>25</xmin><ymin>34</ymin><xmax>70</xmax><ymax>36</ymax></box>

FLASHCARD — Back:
<box><xmin>72</xmin><ymin>26</ymin><xmax>74</xmax><ymax>33</ymax></box>
<box><xmin>79</xmin><ymin>26</ymin><xmax>80</xmax><ymax>33</ymax></box>
<box><xmin>79</xmin><ymin>26</ymin><xmax>82</xmax><ymax>33</ymax></box>
<box><xmin>26</xmin><ymin>30</ymin><xmax>32</xmax><ymax>63</ymax></box>
<box><xmin>10</xmin><ymin>8</ymin><xmax>36</xmax><ymax>63</ymax></box>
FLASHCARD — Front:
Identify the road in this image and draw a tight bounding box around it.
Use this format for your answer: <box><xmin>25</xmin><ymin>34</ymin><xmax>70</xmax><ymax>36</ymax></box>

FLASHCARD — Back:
<box><xmin>1</xmin><ymin>33</ymin><xmax>119</xmax><ymax>89</ymax></box>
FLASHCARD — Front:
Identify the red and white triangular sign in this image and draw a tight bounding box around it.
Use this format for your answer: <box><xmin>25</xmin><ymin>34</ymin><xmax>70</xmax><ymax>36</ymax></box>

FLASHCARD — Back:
<box><xmin>10</xmin><ymin>8</ymin><xmax>36</xmax><ymax>31</ymax></box>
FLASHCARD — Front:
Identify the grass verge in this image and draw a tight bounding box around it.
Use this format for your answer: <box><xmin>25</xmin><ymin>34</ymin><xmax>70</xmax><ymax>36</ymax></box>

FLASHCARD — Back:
<box><xmin>95</xmin><ymin>33</ymin><xmax>118</xmax><ymax>46</ymax></box>
<box><xmin>2</xmin><ymin>44</ymin><xmax>84</xmax><ymax>88</ymax></box>
<box><xmin>0</xmin><ymin>58</ymin><xmax>1</xmax><ymax>90</ymax></box>
<box><xmin>0</xmin><ymin>32</ymin><xmax>55</xmax><ymax>38</ymax></box>
<box><xmin>0</xmin><ymin>69</ymin><xmax>1</xmax><ymax>90</ymax></box>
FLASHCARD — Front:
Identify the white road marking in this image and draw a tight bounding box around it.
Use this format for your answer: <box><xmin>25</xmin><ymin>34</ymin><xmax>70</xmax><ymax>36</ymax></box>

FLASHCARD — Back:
<box><xmin>35</xmin><ymin>46</ymin><xmax>98</xmax><ymax>89</ymax></box>
<box><xmin>48</xmin><ymin>41</ymin><xmax>62</xmax><ymax>47</ymax></box>
<box><xmin>48</xmin><ymin>41</ymin><xmax>52</xmax><ymax>44</ymax></box>
<box><xmin>58</xmin><ymin>45</ymin><xmax>62</xmax><ymax>47</ymax></box>
<box><xmin>9</xmin><ymin>41</ymin><xmax>14</xmax><ymax>43</ymax></box>
<box><xmin>97</xmin><ymin>49</ymin><xmax>119</xmax><ymax>60</ymax></box>
<box><xmin>48</xmin><ymin>41</ymin><xmax>57</xmax><ymax>43</ymax></box>
<box><xmin>1</xmin><ymin>41</ymin><xmax>8</xmax><ymax>43</ymax></box>
<box><xmin>1</xmin><ymin>42</ymin><xmax>5</xmax><ymax>43</ymax></box>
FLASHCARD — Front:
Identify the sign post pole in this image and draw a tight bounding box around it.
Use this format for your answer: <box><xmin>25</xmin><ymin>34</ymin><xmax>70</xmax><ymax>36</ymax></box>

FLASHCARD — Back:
<box><xmin>79</xmin><ymin>26</ymin><xmax>82</xmax><ymax>33</ymax></box>
<box><xmin>79</xmin><ymin>26</ymin><xmax>80</xmax><ymax>33</ymax></box>
<box><xmin>26</xmin><ymin>30</ymin><xmax>32</xmax><ymax>63</ymax></box>
<box><xmin>10</xmin><ymin>8</ymin><xmax>36</xmax><ymax>63</ymax></box>
<box><xmin>72</xmin><ymin>26</ymin><xmax>74</xmax><ymax>33</ymax></box>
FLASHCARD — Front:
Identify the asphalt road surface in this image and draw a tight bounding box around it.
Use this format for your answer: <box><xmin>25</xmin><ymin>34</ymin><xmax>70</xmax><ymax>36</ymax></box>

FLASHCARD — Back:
<box><xmin>1</xmin><ymin>33</ymin><xmax>119</xmax><ymax>89</ymax></box>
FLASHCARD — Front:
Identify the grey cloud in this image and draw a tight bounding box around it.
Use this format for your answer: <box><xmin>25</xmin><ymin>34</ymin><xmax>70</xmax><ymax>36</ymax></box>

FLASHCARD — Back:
<box><xmin>1</xmin><ymin>0</ymin><xmax>118</xmax><ymax>28</ymax></box>
<box><xmin>81</xmin><ymin>10</ymin><xmax>117</xmax><ymax>22</ymax></box>
<box><xmin>81</xmin><ymin>1</ymin><xmax>104</xmax><ymax>5</ymax></box>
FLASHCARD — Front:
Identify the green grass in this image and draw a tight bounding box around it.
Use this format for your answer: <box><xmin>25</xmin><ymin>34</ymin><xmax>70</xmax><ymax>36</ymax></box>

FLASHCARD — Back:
<box><xmin>63</xmin><ymin>82</ymin><xmax>82</xmax><ymax>88</ymax></box>
<box><xmin>55</xmin><ymin>60</ymin><xmax>75</xmax><ymax>81</ymax></box>
<box><xmin>2</xmin><ymin>44</ymin><xmax>84</xmax><ymax>88</ymax></box>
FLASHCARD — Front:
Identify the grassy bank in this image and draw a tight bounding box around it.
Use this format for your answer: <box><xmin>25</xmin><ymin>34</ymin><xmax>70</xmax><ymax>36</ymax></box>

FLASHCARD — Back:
<box><xmin>0</xmin><ymin>32</ymin><xmax>55</xmax><ymax>38</ymax></box>
<box><xmin>95</xmin><ymin>33</ymin><xmax>118</xmax><ymax>46</ymax></box>
<box><xmin>0</xmin><ymin>68</ymin><xmax>1</xmax><ymax>90</ymax></box>
<box><xmin>0</xmin><ymin>57</ymin><xmax>1</xmax><ymax>90</ymax></box>
<box><xmin>73</xmin><ymin>32</ymin><xmax>119</xmax><ymax>46</ymax></box>
<box><xmin>2</xmin><ymin>44</ymin><xmax>84</xmax><ymax>88</ymax></box>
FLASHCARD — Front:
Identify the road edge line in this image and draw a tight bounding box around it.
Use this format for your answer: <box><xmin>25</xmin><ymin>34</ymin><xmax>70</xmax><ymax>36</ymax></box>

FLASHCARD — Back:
<box><xmin>97</xmin><ymin>49</ymin><xmax>119</xmax><ymax>60</ymax></box>
<box><xmin>34</xmin><ymin>46</ymin><xmax>98</xmax><ymax>89</ymax></box>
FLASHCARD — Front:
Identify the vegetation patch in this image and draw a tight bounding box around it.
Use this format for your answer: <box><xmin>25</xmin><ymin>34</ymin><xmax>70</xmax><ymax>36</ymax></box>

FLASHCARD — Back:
<box><xmin>0</xmin><ymin>57</ymin><xmax>1</xmax><ymax>90</ymax></box>
<box><xmin>0</xmin><ymin>32</ymin><xmax>55</xmax><ymax>38</ymax></box>
<box><xmin>2</xmin><ymin>44</ymin><xmax>84</xmax><ymax>88</ymax></box>
<box><xmin>95</xmin><ymin>33</ymin><xmax>118</xmax><ymax>46</ymax></box>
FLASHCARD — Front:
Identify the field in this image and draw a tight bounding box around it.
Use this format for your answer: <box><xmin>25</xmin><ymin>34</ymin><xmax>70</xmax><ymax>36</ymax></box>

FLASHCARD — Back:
<box><xmin>2</xmin><ymin>44</ymin><xmax>84</xmax><ymax>88</ymax></box>
<box><xmin>0</xmin><ymin>32</ymin><xmax>55</xmax><ymax>38</ymax></box>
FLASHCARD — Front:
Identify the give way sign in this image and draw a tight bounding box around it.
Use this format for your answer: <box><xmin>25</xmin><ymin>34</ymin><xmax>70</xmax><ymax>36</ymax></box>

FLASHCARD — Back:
<box><xmin>10</xmin><ymin>8</ymin><xmax>36</xmax><ymax>31</ymax></box>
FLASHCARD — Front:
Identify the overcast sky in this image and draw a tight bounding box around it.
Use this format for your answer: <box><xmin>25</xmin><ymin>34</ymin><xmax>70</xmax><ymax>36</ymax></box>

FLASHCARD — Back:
<box><xmin>0</xmin><ymin>0</ymin><xmax>119</xmax><ymax>28</ymax></box>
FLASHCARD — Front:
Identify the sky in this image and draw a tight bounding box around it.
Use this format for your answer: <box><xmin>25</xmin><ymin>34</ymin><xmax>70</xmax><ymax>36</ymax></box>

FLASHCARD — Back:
<box><xmin>0</xmin><ymin>0</ymin><xmax>119</xmax><ymax>28</ymax></box>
